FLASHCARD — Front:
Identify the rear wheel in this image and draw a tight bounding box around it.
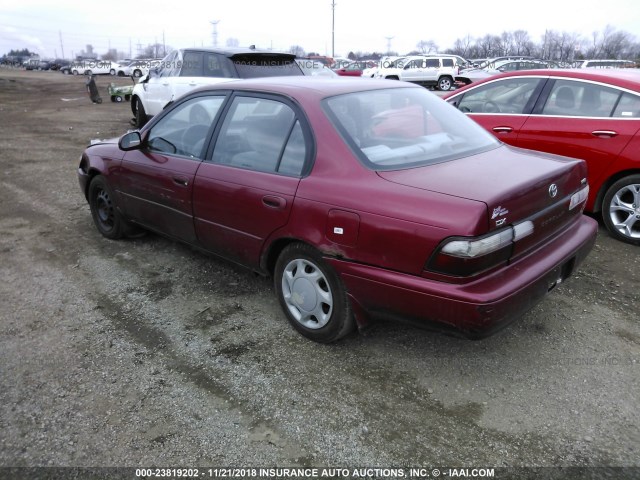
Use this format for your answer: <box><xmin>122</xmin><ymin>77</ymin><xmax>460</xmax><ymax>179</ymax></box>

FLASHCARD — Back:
<box><xmin>274</xmin><ymin>243</ymin><xmax>354</xmax><ymax>343</ymax></box>
<box><xmin>438</xmin><ymin>76</ymin><xmax>453</xmax><ymax>91</ymax></box>
<box><xmin>602</xmin><ymin>174</ymin><xmax>640</xmax><ymax>245</ymax></box>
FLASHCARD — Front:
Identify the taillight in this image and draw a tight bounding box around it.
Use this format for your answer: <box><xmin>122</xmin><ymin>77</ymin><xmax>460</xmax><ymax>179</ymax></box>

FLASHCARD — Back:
<box><xmin>427</xmin><ymin>221</ymin><xmax>534</xmax><ymax>277</ymax></box>
<box><xmin>569</xmin><ymin>185</ymin><xmax>589</xmax><ymax>211</ymax></box>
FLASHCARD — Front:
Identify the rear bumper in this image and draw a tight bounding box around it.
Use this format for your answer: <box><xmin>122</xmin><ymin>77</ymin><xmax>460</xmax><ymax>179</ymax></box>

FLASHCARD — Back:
<box><xmin>327</xmin><ymin>215</ymin><xmax>598</xmax><ymax>338</ymax></box>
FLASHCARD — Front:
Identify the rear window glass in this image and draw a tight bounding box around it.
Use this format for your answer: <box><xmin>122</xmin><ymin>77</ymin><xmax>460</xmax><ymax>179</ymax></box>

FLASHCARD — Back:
<box><xmin>232</xmin><ymin>55</ymin><xmax>303</xmax><ymax>78</ymax></box>
<box><xmin>324</xmin><ymin>87</ymin><xmax>498</xmax><ymax>170</ymax></box>
<box><xmin>613</xmin><ymin>92</ymin><xmax>640</xmax><ymax>118</ymax></box>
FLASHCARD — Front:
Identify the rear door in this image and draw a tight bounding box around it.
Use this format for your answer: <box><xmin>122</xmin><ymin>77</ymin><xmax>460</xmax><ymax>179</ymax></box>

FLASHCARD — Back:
<box><xmin>447</xmin><ymin>76</ymin><xmax>546</xmax><ymax>142</ymax></box>
<box><xmin>517</xmin><ymin>78</ymin><xmax>640</xmax><ymax>185</ymax></box>
<box><xmin>117</xmin><ymin>94</ymin><xmax>227</xmax><ymax>242</ymax></box>
<box><xmin>193</xmin><ymin>93</ymin><xmax>311</xmax><ymax>267</ymax></box>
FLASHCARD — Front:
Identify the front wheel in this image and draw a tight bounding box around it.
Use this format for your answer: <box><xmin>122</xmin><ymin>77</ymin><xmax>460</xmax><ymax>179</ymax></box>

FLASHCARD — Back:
<box><xmin>88</xmin><ymin>176</ymin><xmax>125</xmax><ymax>239</ymax></box>
<box><xmin>602</xmin><ymin>174</ymin><xmax>640</xmax><ymax>245</ymax></box>
<box><xmin>274</xmin><ymin>243</ymin><xmax>355</xmax><ymax>343</ymax></box>
<box><xmin>437</xmin><ymin>76</ymin><xmax>453</xmax><ymax>91</ymax></box>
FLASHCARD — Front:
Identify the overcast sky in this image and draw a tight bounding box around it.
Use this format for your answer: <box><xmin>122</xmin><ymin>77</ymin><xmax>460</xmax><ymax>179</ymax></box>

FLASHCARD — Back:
<box><xmin>1</xmin><ymin>0</ymin><xmax>639</xmax><ymax>59</ymax></box>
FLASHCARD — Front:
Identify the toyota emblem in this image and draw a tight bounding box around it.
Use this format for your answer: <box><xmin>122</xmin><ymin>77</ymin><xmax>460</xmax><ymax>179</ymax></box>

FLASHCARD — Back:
<box><xmin>549</xmin><ymin>184</ymin><xmax>558</xmax><ymax>198</ymax></box>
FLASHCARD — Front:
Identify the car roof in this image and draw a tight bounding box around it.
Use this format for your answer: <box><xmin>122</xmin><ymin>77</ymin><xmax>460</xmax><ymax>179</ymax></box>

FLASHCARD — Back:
<box><xmin>179</xmin><ymin>47</ymin><xmax>295</xmax><ymax>58</ymax></box>
<box><xmin>447</xmin><ymin>68</ymin><xmax>640</xmax><ymax>96</ymax></box>
<box><xmin>189</xmin><ymin>76</ymin><xmax>421</xmax><ymax>100</ymax></box>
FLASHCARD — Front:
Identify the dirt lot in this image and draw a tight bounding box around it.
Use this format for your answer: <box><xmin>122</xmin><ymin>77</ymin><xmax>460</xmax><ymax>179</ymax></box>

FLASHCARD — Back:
<box><xmin>0</xmin><ymin>69</ymin><xmax>638</xmax><ymax>476</ymax></box>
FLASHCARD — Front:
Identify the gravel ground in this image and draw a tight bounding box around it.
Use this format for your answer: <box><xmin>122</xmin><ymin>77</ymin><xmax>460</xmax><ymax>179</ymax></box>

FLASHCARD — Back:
<box><xmin>0</xmin><ymin>69</ymin><xmax>638</xmax><ymax>479</ymax></box>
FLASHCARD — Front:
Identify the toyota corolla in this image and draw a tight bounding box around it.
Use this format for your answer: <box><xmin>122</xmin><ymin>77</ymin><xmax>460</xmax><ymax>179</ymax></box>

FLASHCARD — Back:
<box><xmin>78</xmin><ymin>77</ymin><xmax>597</xmax><ymax>342</ymax></box>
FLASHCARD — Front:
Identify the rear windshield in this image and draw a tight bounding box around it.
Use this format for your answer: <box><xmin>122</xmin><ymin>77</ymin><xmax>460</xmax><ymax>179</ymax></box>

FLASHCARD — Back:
<box><xmin>324</xmin><ymin>87</ymin><xmax>499</xmax><ymax>170</ymax></box>
<box><xmin>232</xmin><ymin>55</ymin><xmax>303</xmax><ymax>78</ymax></box>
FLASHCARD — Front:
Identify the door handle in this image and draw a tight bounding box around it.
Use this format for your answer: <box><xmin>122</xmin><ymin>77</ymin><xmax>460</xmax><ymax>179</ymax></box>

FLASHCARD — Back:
<box><xmin>492</xmin><ymin>126</ymin><xmax>513</xmax><ymax>133</ymax></box>
<box><xmin>172</xmin><ymin>176</ymin><xmax>189</xmax><ymax>187</ymax></box>
<box><xmin>262</xmin><ymin>195</ymin><xmax>286</xmax><ymax>209</ymax></box>
<box><xmin>591</xmin><ymin>130</ymin><xmax>618</xmax><ymax>138</ymax></box>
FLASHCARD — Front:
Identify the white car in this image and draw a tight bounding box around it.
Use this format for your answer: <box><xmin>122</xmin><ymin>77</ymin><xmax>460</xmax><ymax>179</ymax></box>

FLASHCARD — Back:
<box><xmin>374</xmin><ymin>55</ymin><xmax>458</xmax><ymax>91</ymax></box>
<box><xmin>119</xmin><ymin>59</ymin><xmax>161</xmax><ymax>77</ymax></box>
<box><xmin>131</xmin><ymin>47</ymin><xmax>304</xmax><ymax>128</ymax></box>
<box><xmin>70</xmin><ymin>60</ymin><xmax>121</xmax><ymax>76</ymax></box>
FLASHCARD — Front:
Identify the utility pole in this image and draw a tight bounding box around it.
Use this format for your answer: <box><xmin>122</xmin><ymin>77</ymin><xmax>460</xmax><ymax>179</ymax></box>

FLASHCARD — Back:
<box><xmin>210</xmin><ymin>20</ymin><xmax>220</xmax><ymax>47</ymax></box>
<box><xmin>331</xmin><ymin>0</ymin><xmax>336</xmax><ymax>58</ymax></box>
<box><xmin>59</xmin><ymin>31</ymin><xmax>65</xmax><ymax>59</ymax></box>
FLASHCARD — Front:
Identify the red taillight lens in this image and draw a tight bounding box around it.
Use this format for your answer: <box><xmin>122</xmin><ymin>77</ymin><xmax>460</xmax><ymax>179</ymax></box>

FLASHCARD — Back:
<box><xmin>427</xmin><ymin>222</ymin><xmax>534</xmax><ymax>277</ymax></box>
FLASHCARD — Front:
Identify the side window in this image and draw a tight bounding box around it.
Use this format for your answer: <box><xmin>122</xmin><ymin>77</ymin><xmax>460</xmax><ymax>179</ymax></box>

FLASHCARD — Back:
<box><xmin>456</xmin><ymin>78</ymin><xmax>541</xmax><ymax>114</ymax></box>
<box><xmin>425</xmin><ymin>59</ymin><xmax>439</xmax><ymax>68</ymax></box>
<box><xmin>542</xmin><ymin>80</ymin><xmax>620</xmax><ymax>117</ymax></box>
<box><xmin>442</xmin><ymin>58</ymin><xmax>454</xmax><ymax>68</ymax></box>
<box><xmin>159</xmin><ymin>51</ymin><xmax>179</xmax><ymax>78</ymax></box>
<box><xmin>278</xmin><ymin>121</ymin><xmax>307</xmax><ymax>176</ymax></box>
<box><xmin>212</xmin><ymin>97</ymin><xmax>299</xmax><ymax>174</ymax></box>
<box><xmin>147</xmin><ymin>96</ymin><xmax>225</xmax><ymax>158</ymax></box>
<box><xmin>203</xmin><ymin>53</ymin><xmax>232</xmax><ymax>77</ymax></box>
<box><xmin>180</xmin><ymin>51</ymin><xmax>203</xmax><ymax>76</ymax></box>
<box><xmin>613</xmin><ymin>92</ymin><xmax>640</xmax><ymax>118</ymax></box>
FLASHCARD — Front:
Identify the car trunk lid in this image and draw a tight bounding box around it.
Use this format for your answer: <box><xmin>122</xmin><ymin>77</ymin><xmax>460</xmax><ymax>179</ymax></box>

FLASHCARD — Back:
<box><xmin>377</xmin><ymin>144</ymin><xmax>588</xmax><ymax>258</ymax></box>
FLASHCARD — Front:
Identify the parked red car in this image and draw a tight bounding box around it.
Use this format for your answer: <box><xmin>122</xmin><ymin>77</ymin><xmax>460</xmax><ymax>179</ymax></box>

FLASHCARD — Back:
<box><xmin>444</xmin><ymin>69</ymin><xmax>640</xmax><ymax>245</ymax></box>
<box><xmin>78</xmin><ymin>77</ymin><xmax>596</xmax><ymax>342</ymax></box>
<box><xmin>334</xmin><ymin>61</ymin><xmax>370</xmax><ymax>77</ymax></box>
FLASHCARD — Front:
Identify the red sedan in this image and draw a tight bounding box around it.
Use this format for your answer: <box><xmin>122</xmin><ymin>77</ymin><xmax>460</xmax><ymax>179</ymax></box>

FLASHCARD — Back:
<box><xmin>444</xmin><ymin>69</ymin><xmax>640</xmax><ymax>245</ymax></box>
<box><xmin>78</xmin><ymin>77</ymin><xmax>596</xmax><ymax>342</ymax></box>
<box><xmin>334</xmin><ymin>61</ymin><xmax>370</xmax><ymax>77</ymax></box>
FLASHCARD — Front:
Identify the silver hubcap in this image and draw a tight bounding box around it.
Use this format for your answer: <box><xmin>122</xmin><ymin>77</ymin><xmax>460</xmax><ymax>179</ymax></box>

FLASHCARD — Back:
<box><xmin>282</xmin><ymin>259</ymin><xmax>333</xmax><ymax>329</ymax></box>
<box><xmin>608</xmin><ymin>183</ymin><xmax>640</xmax><ymax>239</ymax></box>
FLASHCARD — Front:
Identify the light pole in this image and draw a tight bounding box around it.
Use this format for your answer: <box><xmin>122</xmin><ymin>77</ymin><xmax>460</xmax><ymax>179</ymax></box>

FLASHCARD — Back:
<box><xmin>385</xmin><ymin>36</ymin><xmax>394</xmax><ymax>55</ymax></box>
<box><xmin>210</xmin><ymin>20</ymin><xmax>220</xmax><ymax>48</ymax></box>
<box><xmin>331</xmin><ymin>0</ymin><xmax>336</xmax><ymax>58</ymax></box>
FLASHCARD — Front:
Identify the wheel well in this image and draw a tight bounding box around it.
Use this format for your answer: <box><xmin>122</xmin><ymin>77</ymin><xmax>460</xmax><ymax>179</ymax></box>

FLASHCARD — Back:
<box><xmin>593</xmin><ymin>169</ymin><xmax>640</xmax><ymax>213</ymax></box>
<box><xmin>131</xmin><ymin>95</ymin><xmax>139</xmax><ymax>116</ymax></box>
<box><xmin>385</xmin><ymin>75</ymin><xmax>399</xmax><ymax>80</ymax></box>
<box><xmin>84</xmin><ymin>169</ymin><xmax>102</xmax><ymax>199</ymax></box>
<box><xmin>261</xmin><ymin>238</ymin><xmax>305</xmax><ymax>275</ymax></box>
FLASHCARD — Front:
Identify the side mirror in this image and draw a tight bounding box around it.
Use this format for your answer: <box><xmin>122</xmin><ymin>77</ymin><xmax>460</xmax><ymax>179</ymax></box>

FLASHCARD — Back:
<box><xmin>119</xmin><ymin>131</ymin><xmax>142</xmax><ymax>151</ymax></box>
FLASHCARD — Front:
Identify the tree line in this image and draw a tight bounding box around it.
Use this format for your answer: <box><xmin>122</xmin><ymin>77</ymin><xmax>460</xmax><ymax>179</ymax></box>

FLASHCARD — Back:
<box><xmin>341</xmin><ymin>26</ymin><xmax>639</xmax><ymax>63</ymax></box>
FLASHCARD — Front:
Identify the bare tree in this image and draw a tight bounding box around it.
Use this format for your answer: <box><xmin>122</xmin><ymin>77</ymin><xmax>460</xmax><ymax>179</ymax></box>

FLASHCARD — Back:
<box><xmin>416</xmin><ymin>40</ymin><xmax>438</xmax><ymax>54</ymax></box>
<box><xmin>289</xmin><ymin>45</ymin><xmax>305</xmax><ymax>57</ymax></box>
<box><xmin>450</xmin><ymin>35</ymin><xmax>473</xmax><ymax>58</ymax></box>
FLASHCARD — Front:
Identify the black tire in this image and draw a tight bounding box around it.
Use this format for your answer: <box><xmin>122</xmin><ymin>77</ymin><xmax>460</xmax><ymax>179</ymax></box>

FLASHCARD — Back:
<box><xmin>72</xmin><ymin>70</ymin><xmax>79</xmax><ymax>75</ymax></box>
<box><xmin>110</xmin><ymin>69</ymin><xmax>116</xmax><ymax>76</ymax></box>
<box><xmin>602</xmin><ymin>174</ymin><xmax>640</xmax><ymax>245</ymax></box>
<box><xmin>114</xmin><ymin>95</ymin><xmax>123</xmax><ymax>102</ymax></box>
<box><xmin>133</xmin><ymin>69</ymin><xmax>142</xmax><ymax>78</ymax></box>
<box><xmin>88</xmin><ymin>176</ymin><xmax>125</xmax><ymax>239</ymax></box>
<box><xmin>437</xmin><ymin>76</ymin><xmax>453</xmax><ymax>91</ymax></box>
<box><xmin>135</xmin><ymin>98</ymin><xmax>148</xmax><ymax>128</ymax></box>
<box><xmin>274</xmin><ymin>243</ymin><xmax>355</xmax><ymax>343</ymax></box>
<box><xmin>110</xmin><ymin>96</ymin><xmax>116</xmax><ymax>102</ymax></box>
